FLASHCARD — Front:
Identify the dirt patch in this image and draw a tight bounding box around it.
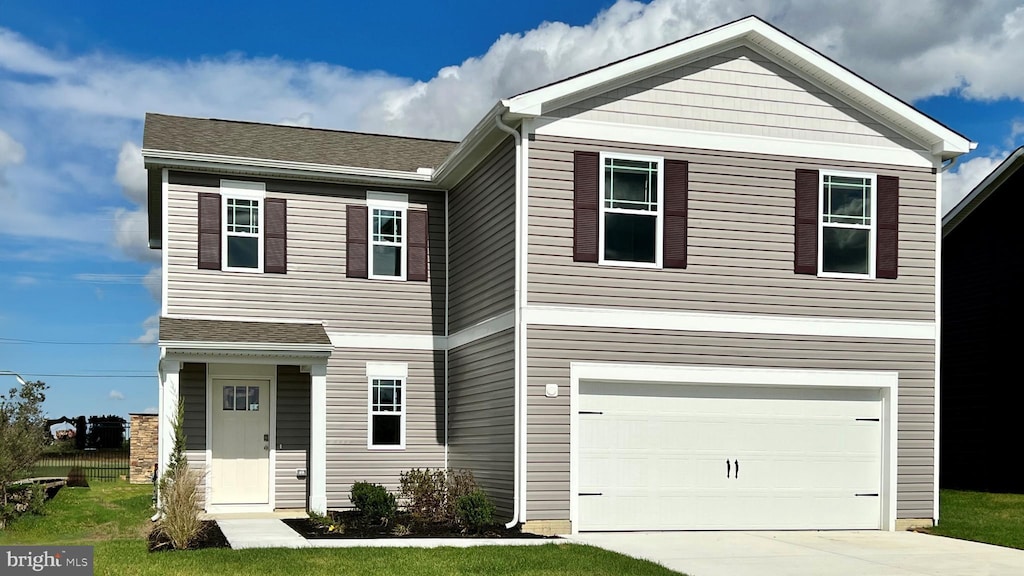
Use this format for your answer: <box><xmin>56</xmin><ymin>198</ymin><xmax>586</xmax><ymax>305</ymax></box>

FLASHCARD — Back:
<box><xmin>285</xmin><ymin>510</ymin><xmax>553</xmax><ymax>540</ymax></box>
<box><xmin>148</xmin><ymin>521</ymin><xmax>231</xmax><ymax>551</ymax></box>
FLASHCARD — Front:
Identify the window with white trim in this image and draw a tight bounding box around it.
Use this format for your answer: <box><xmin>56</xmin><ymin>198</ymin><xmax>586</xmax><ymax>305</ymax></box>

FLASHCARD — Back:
<box><xmin>819</xmin><ymin>171</ymin><xmax>876</xmax><ymax>277</ymax></box>
<box><xmin>367</xmin><ymin>192</ymin><xmax>408</xmax><ymax>280</ymax></box>
<box><xmin>599</xmin><ymin>153</ymin><xmax>663</xmax><ymax>267</ymax></box>
<box><xmin>221</xmin><ymin>181</ymin><xmax>265</xmax><ymax>272</ymax></box>
<box><xmin>366</xmin><ymin>362</ymin><xmax>407</xmax><ymax>449</ymax></box>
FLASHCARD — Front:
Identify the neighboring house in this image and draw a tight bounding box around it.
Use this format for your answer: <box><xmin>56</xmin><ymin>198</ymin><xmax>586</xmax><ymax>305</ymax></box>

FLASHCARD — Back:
<box><xmin>940</xmin><ymin>147</ymin><xmax>1023</xmax><ymax>494</ymax></box>
<box><xmin>143</xmin><ymin>16</ymin><xmax>973</xmax><ymax>534</ymax></box>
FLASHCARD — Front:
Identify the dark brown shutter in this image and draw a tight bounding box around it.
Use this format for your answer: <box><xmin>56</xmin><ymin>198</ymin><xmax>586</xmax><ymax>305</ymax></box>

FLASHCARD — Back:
<box><xmin>794</xmin><ymin>169</ymin><xmax>819</xmax><ymax>275</ymax></box>
<box><xmin>407</xmin><ymin>209</ymin><xmax>428</xmax><ymax>281</ymax></box>
<box><xmin>198</xmin><ymin>192</ymin><xmax>221</xmax><ymax>270</ymax></box>
<box><xmin>663</xmin><ymin>159</ymin><xmax>689</xmax><ymax>268</ymax></box>
<box><xmin>876</xmin><ymin>175</ymin><xmax>899</xmax><ymax>279</ymax></box>
<box><xmin>573</xmin><ymin>151</ymin><xmax>600</xmax><ymax>262</ymax></box>
<box><xmin>264</xmin><ymin>198</ymin><xmax>287</xmax><ymax>274</ymax></box>
<box><xmin>346</xmin><ymin>204</ymin><xmax>368</xmax><ymax>279</ymax></box>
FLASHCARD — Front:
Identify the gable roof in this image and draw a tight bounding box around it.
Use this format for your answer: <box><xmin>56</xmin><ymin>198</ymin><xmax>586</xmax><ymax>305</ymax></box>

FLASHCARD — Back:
<box><xmin>143</xmin><ymin>113</ymin><xmax>458</xmax><ymax>175</ymax></box>
<box><xmin>500</xmin><ymin>15</ymin><xmax>972</xmax><ymax>159</ymax></box>
<box><xmin>943</xmin><ymin>146</ymin><xmax>1024</xmax><ymax>237</ymax></box>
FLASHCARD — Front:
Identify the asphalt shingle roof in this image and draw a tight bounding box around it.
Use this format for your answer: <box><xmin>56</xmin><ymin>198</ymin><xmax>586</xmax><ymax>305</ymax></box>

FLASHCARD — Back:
<box><xmin>159</xmin><ymin>317</ymin><xmax>331</xmax><ymax>346</ymax></box>
<box><xmin>143</xmin><ymin>113</ymin><xmax>458</xmax><ymax>172</ymax></box>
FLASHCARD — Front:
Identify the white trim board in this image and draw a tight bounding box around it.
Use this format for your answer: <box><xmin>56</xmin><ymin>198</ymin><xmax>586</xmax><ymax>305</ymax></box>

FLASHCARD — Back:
<box><xmin>447</xmin><ymin>311</ymin><xmax>515</xmax><ymax>350</ymax></box>
<box><xmin>533</xmin><ymin>116</ymin><xmax>937</xmax><ymax>169</ymax></box>
<box><xmin>566</xmin><ymin>362</ymin><xmax>899</xmax><ymax>534</ymax></box>
<box><xmin>327</xmin><ymin>332</ymin><xmax>445</xmax><ymax>351</ymax></box>
<box><xmin>524</xmin><ymin>305</ymin><xmax>935</xmax><ymax>340</ymax></box>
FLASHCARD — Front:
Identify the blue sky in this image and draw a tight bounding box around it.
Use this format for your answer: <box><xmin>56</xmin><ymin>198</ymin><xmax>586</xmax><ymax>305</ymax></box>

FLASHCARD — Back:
<box><xmin>2</xmin><ymin>0</ymin><xmax>1023</xmax><ymax>421</ymax></box>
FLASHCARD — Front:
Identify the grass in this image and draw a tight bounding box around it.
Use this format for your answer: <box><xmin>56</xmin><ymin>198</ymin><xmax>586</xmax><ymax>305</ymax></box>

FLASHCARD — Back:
<box><xmin>0</xmin><ymin>481</ymin><xmax>682</xmax><ymax>576</ymax></box>
<box><xmin>924</xmin><ymin>489</ymin><xmax>1024</xmax><ymax>550</ymax></box>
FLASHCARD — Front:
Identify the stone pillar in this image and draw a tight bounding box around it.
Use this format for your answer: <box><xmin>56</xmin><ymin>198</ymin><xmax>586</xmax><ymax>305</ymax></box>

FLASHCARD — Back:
<box><xmin>129</xmin><ymin>413</ymin><xmax>159</xmax><ymax>484</ymax></box>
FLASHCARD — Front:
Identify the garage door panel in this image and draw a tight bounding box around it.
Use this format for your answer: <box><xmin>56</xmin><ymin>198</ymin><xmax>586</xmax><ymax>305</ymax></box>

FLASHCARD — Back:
<box><xmin>578</xmin><ymin>382</ymin><xmax>883</xmax><ymax>531</ymax></box>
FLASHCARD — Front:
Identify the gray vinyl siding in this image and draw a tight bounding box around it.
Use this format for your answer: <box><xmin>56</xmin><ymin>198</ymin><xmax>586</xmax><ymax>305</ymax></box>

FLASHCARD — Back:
<box><xmin>548</xmin><ymin>46</ymin><xmax>918</xmax><ymax>150</ymax></box>
<box><xmin>448</xmin><ymin>139</ymin><xmax>517</xmax><ymax>332</ymax></box>
<box><xmin>181</xmin><ymin>362</ymin><xmax>206</xmax><ymax>451</ymax></box>
<box><xmin>185</xmin><ymin>449</ymin><xmax>207</xmax><ymax>508</ymax></box>
<box><xmin>165</xmin><ymin>172</ymin><xmax>445</xmax><ymax>334</ymax></box>
<box><xmin>276</xmin><ymin>365</ymin><xmax>310</xmax><ymax>509</ymax></box>
<box><xmin>525</xmin><ymin>326</ymin><xmax>936</xmax><ymax>522</ymax></box>
<box><xmin>527</xmin><ymin>134</ymin><xmax>936</xmax><ymax>321</ymax></box>
<box><xmin>325</xmin><ymin>349</ymin><xmax>445</xmax><ymax>508</ymax></box>
<box><xmin>447</xmin><ymin>329</ymin><xmax>516</xmax><ymax>520</ymax></box>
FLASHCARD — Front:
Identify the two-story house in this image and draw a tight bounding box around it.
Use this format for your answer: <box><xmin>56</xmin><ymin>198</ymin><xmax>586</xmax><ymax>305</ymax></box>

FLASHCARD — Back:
<box><xmin>143</xmin><ymin>16</ymin><xmax>973</xmax><ymax>535</ymax></box>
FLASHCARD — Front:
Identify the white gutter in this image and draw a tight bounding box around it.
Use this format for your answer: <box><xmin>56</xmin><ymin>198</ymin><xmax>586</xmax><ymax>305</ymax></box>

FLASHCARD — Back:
<box><xmin>158</xmin><ymin>340</ymin><xmax>333</xmax><ymax>353</ymax></box>
<box><xmin>494</xmin><ymin>113</ymin><xmax>523</xmax><ymax>530</ymax></box>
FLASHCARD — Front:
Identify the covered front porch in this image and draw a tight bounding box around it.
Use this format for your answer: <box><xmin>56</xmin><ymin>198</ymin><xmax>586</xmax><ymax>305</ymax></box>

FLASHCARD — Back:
<box><xmin>157</xmin><ymin>317</ymin><xmax>332</xmax><ymax>515</ymax></box>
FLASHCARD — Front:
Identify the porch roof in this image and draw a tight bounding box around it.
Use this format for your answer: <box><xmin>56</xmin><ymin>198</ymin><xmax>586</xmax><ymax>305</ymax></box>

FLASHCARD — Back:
<box><xmin>159</xmin><ymin>317</ymin><xmax>332</xmax><ymax>350</ymax></box>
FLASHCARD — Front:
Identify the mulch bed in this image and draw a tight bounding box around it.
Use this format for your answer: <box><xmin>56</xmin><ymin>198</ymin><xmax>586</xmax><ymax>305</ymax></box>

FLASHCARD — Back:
<box><xmin>284</xmin><ymin>510</ymin><xmax>553</xmax><ymax>539</ymax></box>
<box><xmin>148</xmin><ymin>520</ymin><xmax>231</xmax><ymax>551</ymax></box>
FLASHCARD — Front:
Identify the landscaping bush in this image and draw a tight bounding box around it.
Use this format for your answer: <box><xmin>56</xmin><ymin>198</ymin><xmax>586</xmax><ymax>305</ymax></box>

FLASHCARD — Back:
<box><xmin>0</xmin><ymin>484</ymin><xmax>47</xmax><ymax>529</ymax></box>
<box><xmin>151</xmin><ymin>399</ymin><xmax>204</xmax><ymax>550</ymax></box>
<box><xmin>397</xmin><ymin>467</ymin><xmax>480</xmax><ymax>525</ymax></box>
<box><xmin>349</xmin><ymin>481</ymin><xmax>396</xmax><ymax>525</ymax></box>
<box><xmin>399</xmin><ymin>468</ymin><xmax>446</xmax><ymax>521</ymax></box>
<box><xmin>455</xmin><ymin>489</ymin><xmax>495</xmax><ymax>533</ymax></box>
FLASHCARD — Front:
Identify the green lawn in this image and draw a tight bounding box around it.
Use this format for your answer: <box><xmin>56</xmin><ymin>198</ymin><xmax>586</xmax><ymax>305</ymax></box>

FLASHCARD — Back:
<box><xmin>925</xmin><ymin>489</ymin><xmax>1024</xmax><ymax>550</ymax></box>
<box><xmin>0</xmin><ymin>482</ymin><xmax>681</xmax><ymax>576</ymax></box>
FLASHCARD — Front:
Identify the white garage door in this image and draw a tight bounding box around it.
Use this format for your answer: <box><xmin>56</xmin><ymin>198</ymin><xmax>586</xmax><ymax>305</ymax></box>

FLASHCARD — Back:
<box><xmin>579</xmin><ymin>381</ymin><xmax>883</xmax><ymax>531</ymax></box>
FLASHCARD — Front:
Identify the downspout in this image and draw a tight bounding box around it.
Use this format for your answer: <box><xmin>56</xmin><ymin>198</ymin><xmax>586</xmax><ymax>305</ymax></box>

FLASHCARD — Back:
<box><xmin>494</xmin><ymin>113</ymin><xmax>522</xmax><ymax>529</ymax></box>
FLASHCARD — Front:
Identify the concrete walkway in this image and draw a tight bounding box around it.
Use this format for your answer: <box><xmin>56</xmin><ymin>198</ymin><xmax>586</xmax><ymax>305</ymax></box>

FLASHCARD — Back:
<box><xmin>572</xmin><ymin>530</ymin><xmax>1024</xmax><ymax>576</ymax></box>
<box><xmin>218</xmin><ymin>519</ymin><xmax>309</xmax><ymax>549</ymax></box>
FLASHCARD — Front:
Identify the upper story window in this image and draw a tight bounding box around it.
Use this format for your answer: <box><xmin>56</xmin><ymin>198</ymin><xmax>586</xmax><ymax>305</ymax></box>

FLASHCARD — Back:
<box><xmin>371</xmin><ymin>208</ymin><xmax>404</xmax><ymax>278</ymax></box>
<box><xmin>819</xmin><ymin>171</ymin><xmax>876</xmax><ymax>278</ymax></box>
<box><xmin>599</xmin><ymin>153</ymin><xmax>664</xmax><ymax>267</ymax></box>
<box><xmin>795</xmin><ymin>168</ymin><xmax>898</xmax><ymax>280</ymax></box>
<box><xmin>226</xmin><ymin>198</ymin><xmax>260</xmax><ymax>269</ymax></box>
<box><xmin>345</xmin><ymin>191</ymin><xmax>429</xmax><ymax>282</ymax></box>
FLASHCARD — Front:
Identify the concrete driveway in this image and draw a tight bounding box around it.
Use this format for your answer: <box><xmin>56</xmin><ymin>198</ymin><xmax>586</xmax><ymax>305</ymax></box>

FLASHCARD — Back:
<box><xmin>572</xmin><ymin>531</ymin><xmax>1024</xmax><ymax>576</ymax></box>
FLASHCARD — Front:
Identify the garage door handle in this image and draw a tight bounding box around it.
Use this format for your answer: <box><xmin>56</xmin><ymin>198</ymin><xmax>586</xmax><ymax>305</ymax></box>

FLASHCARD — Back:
<box><xmin>579</xmin><ymin>492</ymin><xmax>603</xmax><ymax>496</ymax></box>
<box><xmin>855</xmin><ymin>493</ymin><xmax>879</xmax><ymax>497</ymax></box>
<box><xmin>579</xmin><ymin>411</ymin><xmax>603</xmax><ymax>415</ymax></box>
<box><xmin>735</xmin><ymin>459</ymin><xmax>739</xmax><ymax>479</ymax></box>
<box><xmin>726</xmin><ymin>460</ymin><xmax>730</xmax><ymax>478</ymax></box>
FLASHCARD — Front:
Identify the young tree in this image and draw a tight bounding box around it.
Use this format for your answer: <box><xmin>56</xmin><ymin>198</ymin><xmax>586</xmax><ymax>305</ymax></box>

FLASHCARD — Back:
<box><xmin>0</xmin><ymin>379</ymin><xmax>48</xmax><ymax>506</ymax></box>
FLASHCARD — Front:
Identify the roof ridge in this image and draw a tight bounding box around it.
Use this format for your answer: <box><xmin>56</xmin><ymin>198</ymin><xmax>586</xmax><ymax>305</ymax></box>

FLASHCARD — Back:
<box><xmin>145</xmin><ymin>112</ymin><xmax>459</xmax><ymax>145</ymax></box>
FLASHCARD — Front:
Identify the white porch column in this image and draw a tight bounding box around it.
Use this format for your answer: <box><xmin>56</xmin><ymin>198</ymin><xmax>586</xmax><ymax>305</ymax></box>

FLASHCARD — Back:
<box><xmin>309</xmin><ymin>363</ymin><xmax>328</xmax><ymax>514</ymax></box>
<box><xmin>158</xmin><ymin>359</ymin><xmax>181</xmax><ymax>481</ymax></box>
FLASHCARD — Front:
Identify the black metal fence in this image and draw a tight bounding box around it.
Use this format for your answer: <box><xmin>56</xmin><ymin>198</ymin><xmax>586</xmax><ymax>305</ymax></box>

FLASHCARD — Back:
<box><xmin>29</xmin><ymin>448</ymin><xmax>130</xmax><ymax>482</ymax></box>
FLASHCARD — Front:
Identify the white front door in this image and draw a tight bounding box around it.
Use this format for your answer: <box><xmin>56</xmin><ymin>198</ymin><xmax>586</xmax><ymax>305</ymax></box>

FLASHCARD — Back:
<box><xmin>579</xmin><ymin>381</ymin><xmax>883</xmax><ymax>531</ymax></box>
<box><xmin>211</xmin><ymin>378</ymin><xmax>270</xmax><ymax>506</ymax></box>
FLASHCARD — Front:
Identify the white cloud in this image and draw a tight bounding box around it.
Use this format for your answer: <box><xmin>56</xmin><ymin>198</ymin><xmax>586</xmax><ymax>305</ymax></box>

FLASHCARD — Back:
<box><xmin>1011</xmin><ymin>120</ymin><xmax>1024</xmax><ymax>142</ymax></box>
<box><xmin>109</xmin><ymin>389</ymin><xmax>125</xmax><ymax>400</ymax></box>
<box><xmin>115</xmin><ymin>142</ymin><xmax>146</xmax><ymax>205</ymax></box>
<box><xmin>113</xmin><ymin>207</ymin><xmax>159</xmax><ymax>263</ymax></box>
<box><xmin>0</xmin><ymin>128</ymin><xmax>25</xmax><ymax>165</ymax></box>
<box><xmin>13</xmin><ymin>275</ymin><xmax>37</xmax><ymax>286</ymax></box>
<box><xmin>142</xmin><ymin>406</ymin><xmax>158</xmax><ymax>414</ymax></box>
<box><xmin>942</xmin><ymin>153</ymin><xmax>1008</xmax><ymax>214</ymax></box>
<box><xmin>134</xmin><ymin>314</ymin><xmax>159</xmax><ymax>344</ymax></box>
<box><xmin>143</xmin><ymin>267</ymin><xmax>162</xmax><ymax>301</ymax></box>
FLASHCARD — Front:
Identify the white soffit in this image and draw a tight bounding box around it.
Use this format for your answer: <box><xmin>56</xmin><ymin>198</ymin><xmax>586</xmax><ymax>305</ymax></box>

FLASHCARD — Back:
<box><xmin>503</xmin><ymin>16</ymin><xmax>972</xmax><ymax>158</ymax></box>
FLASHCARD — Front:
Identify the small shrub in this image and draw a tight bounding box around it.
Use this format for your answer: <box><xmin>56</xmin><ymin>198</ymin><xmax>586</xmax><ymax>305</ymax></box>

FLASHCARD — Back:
<box><xmin>349</xmin><ymin>481</ymin><xmax>396</xmax><ymax>525</ymax></box>
<box><xmin>309</xmin><ymin>510</ymin><xmax>343</xmax><ymax>534</ymax></box>
<box><xmin>0</xmin><ymin>485</ymin><xmax>47</xmax><ymax>529</ymax></box>
<box><xmin>455</xmin><ymin>489</ymin><xmax>495</xmax><ymax>533</ymax></box>
<box><xmin>399</xmin><ymin>468</ymin><xmax>446</xmax><ymax>521</ymax></box>
<box><xmin>443</xmin><ymin>469</ymin><xmax>478</xmax><ymax>523</ymax></box>
<box><xmin>154</xmin><ymin>463</ymin><xmax>203</xmax><ymax>549</ymax></box>
<box><xmin>391</xmin><ymin>522</ymin><xmax>411</xmax><ymax>536</ymax></box>
<box><xmin>66</xmin><ymin>466</ymin><xmax>89</xmax><ymax>488</ymax></box>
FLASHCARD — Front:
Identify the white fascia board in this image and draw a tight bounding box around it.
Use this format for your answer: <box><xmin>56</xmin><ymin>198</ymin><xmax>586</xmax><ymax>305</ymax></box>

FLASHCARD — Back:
<box><xmin>506</xmin><ymin>16</ymin><xmax>972</xmax><ymax>156</ymax></box>
<box><xmin>142</xmin><ymin>148</ymin><xmax>436</xmax><ymax>185</ymax></box>
<box><xmin>525</xmin><ymin>305</ymin><xmax>935</xmax><ymax>340</ymax></box>
<box><xmin>327</xmin><ymin>332</ymin><xmax>445</xmax><ymax>351</ymax></box>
